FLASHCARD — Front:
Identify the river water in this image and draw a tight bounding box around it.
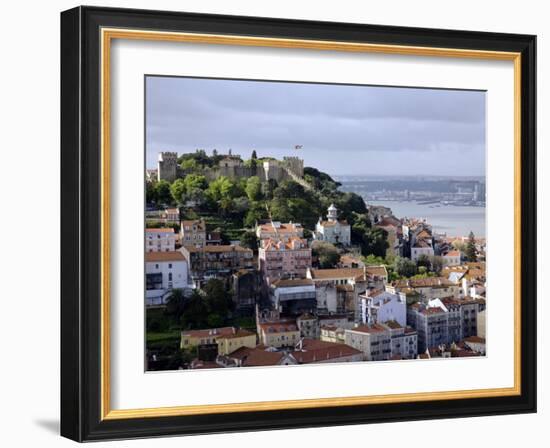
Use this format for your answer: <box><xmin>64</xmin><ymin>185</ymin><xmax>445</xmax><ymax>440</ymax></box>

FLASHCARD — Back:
<box><xmin>371</xmin><ymin>200</ymin><xmax>486</xmax><ymax>238</ymax></box>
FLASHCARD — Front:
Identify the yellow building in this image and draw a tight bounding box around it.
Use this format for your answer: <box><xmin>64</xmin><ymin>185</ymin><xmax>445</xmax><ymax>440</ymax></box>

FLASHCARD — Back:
<box><xmin>180</xmin><ymin>326</ymin><xmax>235</xmax><ymax>349</ymax></box>
<box><xmin>258</xmin><ymin>321</ymin><xmax>300</xmax><ymax>348</ymax></box>
<box><xmin>180</xmin><ymin>327</ymin><xmax>257</xmax><ymax>356</ymax></box>
<box><xmin>216</xmin><ymin>329</ymin><xmax>257</xmax><ymax>355</ymax></box>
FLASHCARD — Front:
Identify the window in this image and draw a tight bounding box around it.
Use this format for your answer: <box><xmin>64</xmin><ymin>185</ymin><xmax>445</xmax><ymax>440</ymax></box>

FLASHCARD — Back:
<box><xmin>168</xmin><ymin>263</ymin><xmax>172</xmax><ymax>269</ymax></box>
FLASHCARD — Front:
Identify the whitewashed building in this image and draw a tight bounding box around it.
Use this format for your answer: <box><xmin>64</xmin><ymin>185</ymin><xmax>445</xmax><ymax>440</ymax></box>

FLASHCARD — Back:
<box><xmin>314</xmin><ymin>204</ymin><xmax>351</xmax><ymax>246</ymax></box>
<box><xmin>442</xmin><ymin>250</ymin><xmax>461</xmax><ymax>266</ymax></box>
<box><xmin>360</xmin><ymin>290</ymin><xmax>407</xmax><ymax>326</ymax></box>
<box><xmin>145</xmin><ymin>228</ymin><xmax>176</xmax><ymax>252</ymax></box>
<box><xmin>145</xmin><ymin>251</ymin><xmax>189</xmax><ymax>306</ymax></box>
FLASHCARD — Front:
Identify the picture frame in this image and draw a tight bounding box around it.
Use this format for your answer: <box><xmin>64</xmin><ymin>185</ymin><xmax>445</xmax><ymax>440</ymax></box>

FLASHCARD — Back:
<box><xmin>60</xmin><ymin>6</ymin><xmax>536</xmax><ymax>442</ymax></box>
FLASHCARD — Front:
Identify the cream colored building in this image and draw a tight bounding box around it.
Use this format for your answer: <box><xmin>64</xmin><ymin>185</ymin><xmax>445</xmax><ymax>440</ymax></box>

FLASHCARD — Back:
<box><xmin>216</xmin><ymin>329</ymin><xmax>257</xmax><ymax>355</ymax></box>
<box><xmin>314</xmin><ymin>204</ymin><xmax>351</xmax><ymax>246</ymax></box>
<box><xmin>258</xmin><ymin>321</ymin><xmax>300</xmax><ymax>348</ymax></box>
<box><xmin>145</xmin><ymin>227</ymin><xmax>176</xmax><ymax>252</ymax></box>
<box><xmin>180</xmin><ymin>326</ymin><xmax>235</xmax><ymax>349</ymax></box>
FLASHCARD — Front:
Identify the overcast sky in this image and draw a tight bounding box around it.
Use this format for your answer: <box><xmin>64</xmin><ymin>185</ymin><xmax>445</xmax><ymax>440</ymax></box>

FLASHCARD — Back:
<box><xmin>146</xmin><ymin>76</ymin><xmax>486</xmax><ymax>177</ymax></box>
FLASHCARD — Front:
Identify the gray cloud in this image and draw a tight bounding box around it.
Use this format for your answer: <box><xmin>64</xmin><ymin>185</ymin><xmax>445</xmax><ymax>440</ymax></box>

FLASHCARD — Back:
<box><xmin>146</xmin><ymin>76</ymin><xmax>485</xmax><ymax>176</ymax></box>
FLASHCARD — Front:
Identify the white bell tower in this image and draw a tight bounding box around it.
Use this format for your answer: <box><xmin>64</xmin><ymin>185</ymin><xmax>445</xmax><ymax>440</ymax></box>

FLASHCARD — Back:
<box><xmin>327</xmin><ymin>204</ymin><xmax>338</xmax><ymax>222</ymax></box>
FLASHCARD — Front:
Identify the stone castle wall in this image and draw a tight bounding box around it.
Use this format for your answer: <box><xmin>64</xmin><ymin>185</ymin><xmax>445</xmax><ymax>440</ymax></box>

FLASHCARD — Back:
<box><xmin>157</xmin><ymin>152</ymin><xmax>305</xmax><ymax>184</ymax></box>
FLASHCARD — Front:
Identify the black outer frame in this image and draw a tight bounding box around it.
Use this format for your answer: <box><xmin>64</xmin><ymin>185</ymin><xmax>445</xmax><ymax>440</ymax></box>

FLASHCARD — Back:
<box><xmin>60</xmin><ymin>6</ymin><xmax>537</xmax><ymax>442</ymax></box>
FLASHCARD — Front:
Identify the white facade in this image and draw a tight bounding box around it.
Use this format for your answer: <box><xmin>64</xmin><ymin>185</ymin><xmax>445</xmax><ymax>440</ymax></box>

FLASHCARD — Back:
<box><xmin>145</xmin><ymin>252</ymin><xmax>189</xmax><ymax>306</ymax></box>
<box><xmin>314</xmin><ymin>284</ymin><xmax>338</xmax><ymax>313</ymax></box>
<box><xmin>442</xmin><ymin>252</ymin><xmax>461</xmax><ymax>266</ymax></box>
<box><xmin>411</xmin><ymin>246</ymin><xmax>434</xmax><ymax>261</ymax></box>
<box><xmin>145</xmin><ymin>228</ymin><xmax>176</xmax><ymax>252</ymax></box>
<box><xmin>360</xmin><ymin>291</ymin><xmax>407</xmax><ymax>326</ymax></box>
<box><xmin>314</xmin><ymin>204</ymin><xmax>351</xmax><ymax>246</ymax></box>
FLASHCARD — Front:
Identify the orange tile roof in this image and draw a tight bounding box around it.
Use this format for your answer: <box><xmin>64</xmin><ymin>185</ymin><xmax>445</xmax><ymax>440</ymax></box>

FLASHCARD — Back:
<box><xmin>445</xmin><ymin>250</ymin><xmax>461</xmax><ymax>257</ymax></box>
<box><xmin>145</xmin><ymin>251</ymin><xmax>186</xmax><ymax>262</ymax></box>
<box><xmin>217</xmin><ymin>329</ymin><xmax>256</xmax><ymax>340</ymax></box>
<box><xmin>291</xmin><ymin>339</ymin><xmax>361</xmax><ymax>363</ymax></box>
<box><xmin>318</xmin><ymin>220</ymin><xmax>349</xmax><ymax>227</ymax></box>
<box><xmin>181</xmin><ymin>326</ymin><xmax>235</xmax><ymax>338</ymax></box>
<box><xmin>464</xmin><ymin>336</ymin><xmax>486</xmax><ymax>344</ymax></box>
<box><xmin>365</xmin><ymin>266</ymin><xmax>388</xmax><ymax>277</ymax></box>
<box><xmin>350</xmin><ymin>324</ymin><xmax>388</xmax><ymax>334</ymax></box>
<box><xmin>227</xmin><ymin>347</ymin><xmax>287</xmax><ymax>366</ymax></box>
<box><xmin>145</xmin><ymin>228</ymin><xmax>175</xmax><ymax>233</ymax></box>
<box><xmin>258</xmin><ymin>222</ymin><xmax>302</xmax><ymax>233</ymax></box>
<box><xmin>271</xmin><ymin>278</ymin><xmax>314</xmax><ymax>288</ymax></box>
<box><xmin>309</xmin><ymin>268</ymin><xmax>364</xmax><ymax>281</ymax></box>
<box><xmin>184</xmin><ymin>244</ymin><xmax>251</xmax><ymax>254</ymax></box>
<box><xmin>259</xmin><ymin>322</ymin><xmax>298</xmax><ymax>333</ymax></box>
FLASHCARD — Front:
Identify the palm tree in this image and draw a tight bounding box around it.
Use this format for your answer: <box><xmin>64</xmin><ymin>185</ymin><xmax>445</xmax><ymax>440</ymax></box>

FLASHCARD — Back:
<box><xmin>165</xmin><ymin>288</ymin><xmax>186</xmax><ymax>320</ymax></box>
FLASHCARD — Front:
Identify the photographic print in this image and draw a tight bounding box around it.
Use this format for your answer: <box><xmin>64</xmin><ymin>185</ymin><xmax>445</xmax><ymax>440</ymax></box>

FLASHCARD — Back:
<box><xmin>144</xmin><ymin>76</ymin><xmax>487</xmax><ymax>371</ymax></box>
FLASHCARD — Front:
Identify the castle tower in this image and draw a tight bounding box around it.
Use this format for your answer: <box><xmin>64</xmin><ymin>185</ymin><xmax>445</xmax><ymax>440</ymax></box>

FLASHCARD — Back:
<box><xmin>327</xmin><ymin>204</ymin><xmax>338</xmax><ymax>222</ymax></box>
<box><xmin>157</xmin><ymin>151</ymin><xmax>178</xmax><ymax>182</ymax></box>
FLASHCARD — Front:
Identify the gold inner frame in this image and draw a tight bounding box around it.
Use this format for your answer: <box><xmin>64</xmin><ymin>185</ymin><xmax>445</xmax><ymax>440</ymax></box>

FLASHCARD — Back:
<box><xmin>100</xmin><ymin>28</ymin><xmax>522</xmax><ymax>420</ymax></box>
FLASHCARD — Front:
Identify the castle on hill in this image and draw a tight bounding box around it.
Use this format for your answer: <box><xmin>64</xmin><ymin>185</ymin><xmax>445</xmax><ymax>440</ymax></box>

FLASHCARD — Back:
<box><xmin>156</xmin><ymin>151</ymin><xmax>304</xmax><ymax>183</ymax></box>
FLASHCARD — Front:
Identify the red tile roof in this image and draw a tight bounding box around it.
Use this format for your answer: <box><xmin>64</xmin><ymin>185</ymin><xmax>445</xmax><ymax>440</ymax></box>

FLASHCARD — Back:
<box><xmin>145</xmin><ymin>251</ymin><xmax>186</xmax><ymax>262</ymax></box>
<box><xmin>291</xmin><ymin>339</ymin><xmax>362</xmax><ymax>363</ymax></box>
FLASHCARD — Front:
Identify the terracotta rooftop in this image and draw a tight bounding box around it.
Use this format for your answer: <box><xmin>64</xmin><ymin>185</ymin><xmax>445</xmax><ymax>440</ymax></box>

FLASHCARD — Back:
<box><xmin>271</xmin><ymin>278</ymin><xmax>314</xmax><ymax>288</ymax></box>
<box><xmin>258</xmin><ymin>322</ymin><xmax>298</xmax><ymax>333</ymax></box>
<box><xmin>184</xmin><ymin>244</ymin><xmax>252</xmax><ymax>254</ymax></box>
<box><xmin>365</xmin><ymin>266</ymin><xmax>388</xmax><ymax>278</ymax></box>
<box><xmin>421</xmin><ymin>307</ymin><xmax>446</xmax><ymax>315</ymax></box>
<box><xmin>181</xmin><ymin>326</ymin><xmax>235</xmax><ymax>339</ymax></box>
<box><xmin>145</xmin><ymin>251</ymin><xmax>186</xmax><ymax>262</ymax></box>
<box><xmin>384</xmin><ymin>320</ymin><xmax>403</xmax><ymax>330</ymax></box>
<box><xmin>349</xmin><ymin>323</ymin><xmax>388</xmax><ymax>334</ymax></box>
<box><xmin>464</xmin><ymin>336</ymin><xmax>486</xmax><ymax>344</ymax></box>
<box><xmin>181</xmin><ymin>219</ymin><xmax>205</xmax><ymax>229</ymax></box>
<box><xmin>444</xmin><ymin>250</ymin><xmax>461</xmax><ymax>257</ymax></box>
<box><xmin>227</xmin><ymin>346</ymin><xmax>287</xmax><ymax>367</ymax></box>
<box><xmin>217</xmin><ymin>329</ymin><xmax>256</xmax><ymax>340</ymax></box>
<box><xmin>394</xmin><ymin>277</ymin><xmax>453</xmax><ymax>289</ymax></box>
<box><xmin>318</xmin><ymin>220</ymin><xmax>349</xmax><ymax>227</ymax></box>
<box><xmin>145</xmin><ymin>228</ymin><xmax>175</xmax><ymax>233</ymax></box>
<box><xmin>291</xmin><ymin>339</ymin><xmax>361</xmax><ymax>363</ymax></box>
<box><xmin>309</xmin><ymin>268</ymin><xmax>364</xmax><ymax>281</ymax></box>
<box><xmin>258</xmin><ymin>222</ymin><xmax>303</xmax><ymax>234</ymax></box>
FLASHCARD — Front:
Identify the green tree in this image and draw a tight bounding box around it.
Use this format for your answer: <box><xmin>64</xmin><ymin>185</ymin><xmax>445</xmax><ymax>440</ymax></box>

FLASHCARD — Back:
<box><xmin>165</xmin><ymin>289</ymin><xmax>187</xmax><ymax>321</ymax></box>
<box><xmin>363</xmin><ymin>227</ymin><xmax>389</xmax><ymax>257</ymax></box>
<box><xmin>240</xmin><ymin>231</ymin><xmax>259</xmax><ymax>251</ymax></box>
<box><xmin>273</xmin><ymin>180</ymin><xmax>305</xmax><ymax>200</ymax></box>
<box><xmin>336</xmin><ymin>192</ymin><xmax>367</xmax><ymax>223</ymax></box>
<box><xmin>184</xmin><ymin>173</ymin><xmax>208</xmax><ymax>192</ymax></box>
<box><xmin>180</xmin><ymin>158</ymin><xmax>199</xmax><ymax>172</ymax></box>
<box><xmin>208</xmin><ymin>176</ymin><xmax>239</xmax><ymax>202</ymax></box>
<box><xmin>155</xmin><ymin>180</ymin><xmax>173</xmax><ymax>205</ymax></box>
<box><xmin>244</xmin><ymin>202</ymin><xmax>268</xmax><ymax>228</ymax></box>
<box><xmin>170</xmin><ymin>179</ymin><xmax>187</xmax><ymax>205</ymax></box>
<box><xmin>146</xmin><ymin>182</ymin><xmax>158</xmax><ymax>204</ymax></box>
<box><xmin>245</xmin><ymin>176</ymin><xmax>263</xmax><ymax>201</ymax></box>
<box><xmin>203</xmin><ymin>279</ymin><xmax>233</xmax><ymax>318</ymax></box>
<box><xmin>395</xmin><ymin>256</ymin><xmax>418</xmax><ymax>278</ymax></box>
<box><xmin>430</xmin><ymin>256</ymin><xmax>444</xmax><ymax>274</ymax></box>
<box><xmin>465</xmin><ymin>231</ymin><xmax>477</xmax><ymax>261</ymax></box>
<box><xmin>363</xmin><ymin>254</ymin><xmax>386</xmax><ymax>265</ymax></box>
<box><xmin>311</xmin><ymin>241</ymin><xmax>341</xmax><ymax>268</ymax></box>
<box><xmin>416</xmin><ymin>254</ymin><xmax>431</xmax><ymax>270</ymax></box>
<box><xmin>180</xmin><ymin>291</ymin><xmax>209</xmax><ymax>329</ymax></box>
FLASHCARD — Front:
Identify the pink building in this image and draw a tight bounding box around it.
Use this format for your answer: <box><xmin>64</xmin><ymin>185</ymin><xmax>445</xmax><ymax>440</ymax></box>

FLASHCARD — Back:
<box><xmin>258</xmin><ymin>237</ymin><xmax>312</xmax><ymax>283</ymax></box>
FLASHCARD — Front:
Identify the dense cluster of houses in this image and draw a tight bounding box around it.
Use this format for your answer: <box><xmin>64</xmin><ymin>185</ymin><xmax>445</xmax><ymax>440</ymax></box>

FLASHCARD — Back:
<box><xmin>146</xmin><ymin>201</ymin><xmax>486</xmax><ymax>369</ymax></box>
